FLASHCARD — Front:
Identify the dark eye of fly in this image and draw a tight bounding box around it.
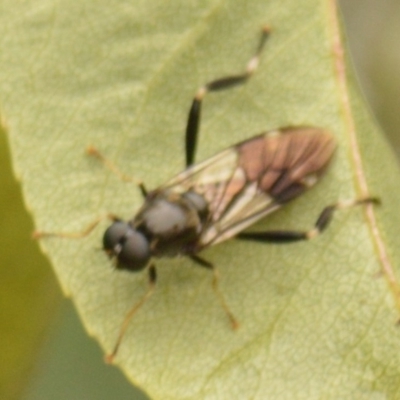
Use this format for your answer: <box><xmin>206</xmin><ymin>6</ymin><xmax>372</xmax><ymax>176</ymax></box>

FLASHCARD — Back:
<box><xmin>103</xmin><ymin>221</ymin><xmax>150</xmax><ymax>271</ymax></box>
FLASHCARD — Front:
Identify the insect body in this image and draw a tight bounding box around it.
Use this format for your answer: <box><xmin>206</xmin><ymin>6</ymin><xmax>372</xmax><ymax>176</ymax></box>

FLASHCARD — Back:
<box><xmin>35</xmin><ymin>26</ymin><xmax>378</xmax><ymax>363</ymax></box>
<box><xmin>104</xmin><ymin>127</ymin><xmax>336</xmax><ymax>272</ymax></box>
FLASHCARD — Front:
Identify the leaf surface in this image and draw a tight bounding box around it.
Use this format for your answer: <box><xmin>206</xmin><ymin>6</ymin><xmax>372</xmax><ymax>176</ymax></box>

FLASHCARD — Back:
<box><xmin>2</xmin><ymin>1</ymin><xmax>400</xmax><ymax>399</ymax></box>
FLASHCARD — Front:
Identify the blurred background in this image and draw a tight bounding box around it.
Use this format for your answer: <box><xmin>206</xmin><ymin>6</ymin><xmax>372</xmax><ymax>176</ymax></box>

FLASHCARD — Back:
<box><xmin>340</xmin><ymin>0</ymin><xmax>400</xmax><ymax>154</ymax></box>
<box><xmin>1</xmin><ymin>1</ymin><xmax>399</xmax><ymax>399</ymax></box>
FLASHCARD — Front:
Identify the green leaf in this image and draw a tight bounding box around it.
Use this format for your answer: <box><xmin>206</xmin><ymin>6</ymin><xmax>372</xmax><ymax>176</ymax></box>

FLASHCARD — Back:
<box><xmin>2</xmin><ymin>1</ymin><xmax>400</xmax><ymax>399</ymax></box>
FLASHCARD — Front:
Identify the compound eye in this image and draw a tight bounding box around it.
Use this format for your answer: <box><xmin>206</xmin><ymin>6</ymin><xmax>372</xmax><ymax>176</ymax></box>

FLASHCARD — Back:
<box><xmin>103</xmin><ymin>221</ymin><xmax>129</xmax><ymax>251</ymax></box>
<box><xmin>103</xmin><ymin>222</ymin><xmax>150</xmax><ymax>272</ymax></box>
<box><xmin>118</xmin><ymin>230</ymin><xmax>150</xmax><ymax>272</ymax></box>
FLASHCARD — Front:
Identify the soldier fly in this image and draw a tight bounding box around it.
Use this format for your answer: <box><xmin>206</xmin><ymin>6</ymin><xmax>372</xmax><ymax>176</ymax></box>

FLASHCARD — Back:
<box><xmin>34</xmin><ymin>26</ymin><xmax>378</xmax><ymax>363</ymax></box>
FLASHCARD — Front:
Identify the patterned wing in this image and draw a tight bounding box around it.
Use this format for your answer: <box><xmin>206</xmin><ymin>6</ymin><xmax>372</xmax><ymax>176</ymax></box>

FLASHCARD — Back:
<box><xmin>163</xmin><ymin>126</ymin><xmax>336</xmax><ymax>248</ymax></box>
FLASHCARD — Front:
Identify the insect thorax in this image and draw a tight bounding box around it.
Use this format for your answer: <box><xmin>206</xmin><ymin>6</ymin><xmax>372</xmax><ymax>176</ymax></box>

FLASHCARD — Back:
<box><xmin>131</xmin><ymin>189</ymin><xmax>209</xmax><ymax>257</ymax></box>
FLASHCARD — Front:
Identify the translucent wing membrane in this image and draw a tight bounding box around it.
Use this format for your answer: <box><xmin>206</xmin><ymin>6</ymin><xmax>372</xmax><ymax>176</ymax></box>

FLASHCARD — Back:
<box><xmin>163</xmin><ymin>127</ymin><xmax>336</xmax><ymax>248</ymax></box>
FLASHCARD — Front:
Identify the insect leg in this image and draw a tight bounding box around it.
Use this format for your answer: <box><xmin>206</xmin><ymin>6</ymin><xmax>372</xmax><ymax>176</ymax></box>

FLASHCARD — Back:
<box><xmin>237</xmin><ymin>197</ymin><xmax>380</xmax><ymax>243</ymax></box>
<box><xmin>87</xmin><ymin>146</ymin><xmax>147</xmax><ymax>197</ymax></box>
<box><xmin>185</xmin><ymin>25</ymin><xmax>271</xmax><ymax>167</ymax></box>
<box><xmin>105</xmin><ymin>263</ymin><xmax>157</xmax><ymax>364</ymax></box>
<box><xmin>190</xmin><ymin>254</ymin><xmax>239</xmax><ymax>330</ymax></box>
<box><xmin>32</xmin><ymin>213</ymin><xmax>120</xmax><ymax>239</ymax></box>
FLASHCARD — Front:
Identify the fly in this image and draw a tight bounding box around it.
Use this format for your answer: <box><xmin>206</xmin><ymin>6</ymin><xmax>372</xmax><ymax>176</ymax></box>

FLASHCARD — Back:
<box><xmin>34</xmin><ymin>26</ymin><xmax>379</xmax><ymax>363</ymax></box>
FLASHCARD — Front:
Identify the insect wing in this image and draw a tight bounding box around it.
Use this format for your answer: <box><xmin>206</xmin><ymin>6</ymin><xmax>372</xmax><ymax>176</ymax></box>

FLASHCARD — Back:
<box><xmin>162</xmin><ymin>144</ymin><xmax>278</xmax><ymax>240</ymax></box>
<box><xmin>163</xmin><ymin>127</ymin><xmax>336</xmax><ymax>248</ymax></box>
